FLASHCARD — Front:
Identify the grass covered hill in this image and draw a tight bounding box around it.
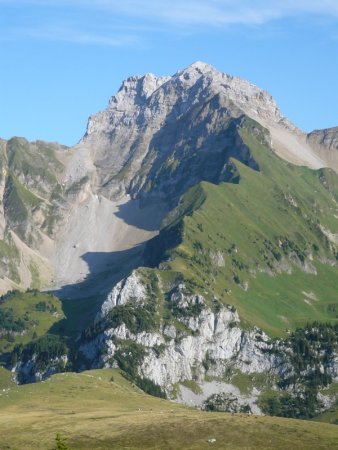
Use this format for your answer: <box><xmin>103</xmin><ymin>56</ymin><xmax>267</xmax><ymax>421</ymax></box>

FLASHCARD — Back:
<box><xmin>0</xmin><ymin>368</ymin><xmax>337</xmax><ymax>450</ymax></box>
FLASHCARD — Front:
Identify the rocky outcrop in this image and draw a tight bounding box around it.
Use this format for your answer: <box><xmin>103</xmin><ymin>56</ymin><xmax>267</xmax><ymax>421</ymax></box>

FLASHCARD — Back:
<box><xmin>98</xmin><ymin>271</ymin><xmax>147</xmax><ymax>319</ymax></box>
<box><xmin>307</xmin><ymin>127</ymin><xmax>338</xmax><ymax>152</ymax></box>
<box><xmin>139</xmin><ymin>310</ymin><xmax>275</xmax><ymax>389</ymax></box>
<box><xmin>80</xmin><ymin>278</ymin><xmax>278</xmax><ymax>394</ymax></box>
<box><xmin>13</xmin><ymin>354</ymin><xmax>68</xmax><ymax>384</ymax></box>
<box><xmin>306</xmin><ymin>127</ymin><xmax>338</xmax><ymax>172</ymax></box>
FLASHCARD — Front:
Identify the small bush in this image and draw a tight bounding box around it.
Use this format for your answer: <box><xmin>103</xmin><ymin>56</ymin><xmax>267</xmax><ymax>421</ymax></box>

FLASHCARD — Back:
<box><xmin>52</xmin><ymin>433</ymin><xmax>71</xmax><ymax>450</ymax></box>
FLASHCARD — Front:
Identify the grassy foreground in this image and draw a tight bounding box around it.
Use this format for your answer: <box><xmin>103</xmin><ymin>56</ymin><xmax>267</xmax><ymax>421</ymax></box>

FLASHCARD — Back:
<box><xmin>0</xmin><ymin>368</ymin><xmax>337</xmax><ymax>450</ymax></box>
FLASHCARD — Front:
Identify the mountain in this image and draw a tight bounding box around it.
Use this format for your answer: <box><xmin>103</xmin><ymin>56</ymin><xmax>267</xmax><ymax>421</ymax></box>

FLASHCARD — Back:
<box><xmin>0</xmin><ymin>62</ymin><xmax>337</xmax><ymax>423</ymax></box>
<box><xmin>1</xmin><ymin>61</ymin><xmax>337</xmax><ymax>293</ymax></box>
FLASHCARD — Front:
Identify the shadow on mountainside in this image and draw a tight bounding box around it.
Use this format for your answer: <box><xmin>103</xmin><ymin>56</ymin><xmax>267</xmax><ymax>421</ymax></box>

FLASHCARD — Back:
<box><xmin>49</xmin><ymin>243</ymin><xmax>147</xmax><ymax>342</ymax></box>
<box><xmin>121</xmin><ymin>101</ymin><xmax>259</xmax><ymax>212</ymax></box>
<box><xmin>52</xmin><ymin>243</ymin><xmax>145</xmax><ymax>300</ymax></box>
<box><xmin>113</xmin><ymin>197</ymin><xmax>166</xmax><ymax>232</ymax></box>
<box><xmin>47</xmin><ymin>194</ymin><xmax>168</xmax><ymax>344</ymax></box>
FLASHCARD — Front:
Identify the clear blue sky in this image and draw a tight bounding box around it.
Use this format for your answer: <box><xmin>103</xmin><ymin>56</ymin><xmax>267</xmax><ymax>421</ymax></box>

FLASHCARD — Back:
<box><xmin>1</xmin><ymin>1</ymin><xmax>337</xmax><ymax>146</ymax></box>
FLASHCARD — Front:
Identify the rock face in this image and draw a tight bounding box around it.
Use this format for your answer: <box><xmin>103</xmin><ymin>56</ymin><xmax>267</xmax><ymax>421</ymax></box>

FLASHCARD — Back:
<box><xmin>139</xmin><ymin>310</ymin><xmax>274</xmax><ymax>389</ymax></box>
<box><xmin>12</xmin><ymin>354</ymin><xmax>68</xmax><ymax>384</ymax></box>
<box><xmin>79</xmin><ymin>61</ymin><xmax>286</xmax><ymax>204</ymax></box>
<box><xmin>80</xmin><ymin>280</ymin><xmax>277</xmax><ymax>393</ymax></box>
<box><xmin>307</xmin><ymin>127</ymin><xmax>338</xmax><ymax>152</ymax></box>
<box><xmin>98</xmin><ymin>271</ymin><xmax>146</xmax><ymax>319</ymax></box>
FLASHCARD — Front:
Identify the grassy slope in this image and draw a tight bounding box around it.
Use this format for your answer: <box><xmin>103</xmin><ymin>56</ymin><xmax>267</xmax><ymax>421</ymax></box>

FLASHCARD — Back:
<box><xmin>313</xmin><ymin>408</ymin><xmax>338</xmax><ymax>425</ymax></box>
<box><xmin>4</xmin><ymin>137</ymin><xmax>64</xmax><ymax>226</ymax></box>
<box><xmin>157</xmin><ymin>119</ymin><xmax>338</xmax><ymax>336</ymax></box>
<box><xmin>0</xmin><ymin>367</ymin><xmax>16</xmax><ymax>390</ymax></box>
<box><xmin>0</xmin><ymin>291</ymin><xmax>64</xmax><ymax>354</ymax></box>
<box><xmin>0</xmin><ymin>287</ymin><xmax>107</xmax><ymax>364</ymax></box>
<box><xmin>0</xmin><ymin>138</ymin><xmax>66</xmax><ymax>287</ymax></box>
<box><xmin>0</xmin><ymin>237</ymin><xmax>20</xmax><ymax>284</ymax></box>
<box><xmin>6</xmin><ymin>137</ymin><xmax>64</xmax><ymax>190</ymax></box>
<box><xmin>0</xmin><ymin>368</ymin><xmax>336</xmax><ymax>450</ymax></box>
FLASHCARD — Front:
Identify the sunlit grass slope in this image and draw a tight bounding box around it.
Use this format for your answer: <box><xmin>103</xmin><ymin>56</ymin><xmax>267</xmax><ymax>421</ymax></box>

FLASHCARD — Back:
<box><xmin>150</xmin><ymin>118</ymin><xmax>338</xmax><ymax>336</ymax></box>
<box><xmin>0</xmin><ymin>290</ymin><xmax>64</xmax><ymax>355</ymax></box>
<box><xmin>0</xmin><ymin>368</ymin><xmax>337</xmax><ymax>450</ymax></box>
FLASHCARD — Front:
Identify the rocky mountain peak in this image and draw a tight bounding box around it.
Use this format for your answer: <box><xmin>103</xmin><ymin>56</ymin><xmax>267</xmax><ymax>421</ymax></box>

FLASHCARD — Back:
<box><xmin>109</xmin><ymin>72</ymin><xmax>171</xmax><ymax>109</ymax></box>
<box><xmin>170</xmin><ymin>61</ymin><xmax>282</xmax><ymax>124</ymax></box>
<box><xmin>175</xmin><ymin>61</ymin><xmax>218</xmax><ymax>83</ymax></box>
<box><xmin>184</xmin><ymin>60</ymin><xmax>216</xmax><ymax>73</ymax></box>
<box><xmin>84</xmin><ymin>61</ymin><xmax>287</xmax><ymax>144</ymax></box>
<box><xmin>78</xmin><ymin>61</ymin><xmax>336</xmax><ymax>209</ymax></box>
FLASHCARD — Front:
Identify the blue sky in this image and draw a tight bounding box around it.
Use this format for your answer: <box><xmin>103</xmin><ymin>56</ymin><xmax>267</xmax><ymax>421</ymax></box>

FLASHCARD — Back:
<box><xmin>0</xmin><ymin>1</ymin><xmax>337</xmax><ymax>146</ymax></box>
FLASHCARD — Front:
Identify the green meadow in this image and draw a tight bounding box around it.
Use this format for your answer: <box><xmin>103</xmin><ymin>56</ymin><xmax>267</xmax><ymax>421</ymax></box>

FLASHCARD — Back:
<box><xmin>0</xmin><ymin>368</ymin><xmax>337</xmax><ymax>450</ymax></box>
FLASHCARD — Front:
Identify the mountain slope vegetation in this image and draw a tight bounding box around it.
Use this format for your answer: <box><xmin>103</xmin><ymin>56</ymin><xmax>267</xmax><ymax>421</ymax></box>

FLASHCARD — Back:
<box><xmin>144</xmin><ymin>116</ymin><xmax>338</xmax><ymax>336</ymax></box>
